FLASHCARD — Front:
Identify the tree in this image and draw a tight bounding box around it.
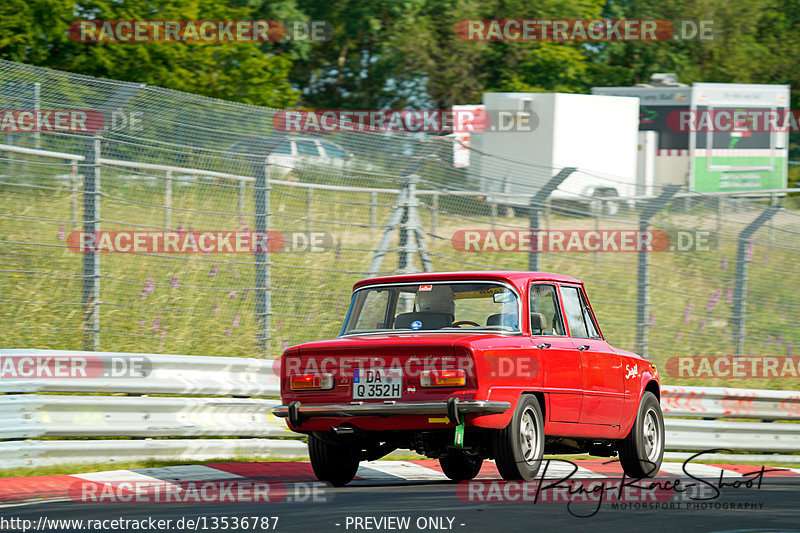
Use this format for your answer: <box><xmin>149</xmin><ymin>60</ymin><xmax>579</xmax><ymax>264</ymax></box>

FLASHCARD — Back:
<box><xmin>0</xmin><ymin>0</ymin><xmax>298</xmax><ymax>108</ymax></box>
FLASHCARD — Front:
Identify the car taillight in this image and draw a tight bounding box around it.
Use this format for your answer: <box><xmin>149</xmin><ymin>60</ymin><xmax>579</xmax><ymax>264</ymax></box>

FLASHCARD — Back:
<box><xmin>290</xmin><ymin>373</ymin><xmax>334</xmax><ymax>391</ymax></box>
<box><xmin>420</xmin><ymin>369</ymin><xmax>466</xmax><ymax>387</ymax></box>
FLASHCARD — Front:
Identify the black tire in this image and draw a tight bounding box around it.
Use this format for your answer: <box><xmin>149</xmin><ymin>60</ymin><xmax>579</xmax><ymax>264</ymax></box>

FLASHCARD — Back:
<box><xmin>308</xmin><ymin>433</ymin><xmax>360</xmax><ymax>486</ymax></box>
<box><xmin>618</xmin><ymin>391</ymin><xmax>665</xmax><ymax>478</ymax></box>
<box><xmin>439</xmin><ymin>451</ymin><xmax>483</xmax><ymax>482</ymax></box>
<box><xmin>493</xmin><ymin>395</ymin><xmax>544</xmax><ymax>480</ymax></box>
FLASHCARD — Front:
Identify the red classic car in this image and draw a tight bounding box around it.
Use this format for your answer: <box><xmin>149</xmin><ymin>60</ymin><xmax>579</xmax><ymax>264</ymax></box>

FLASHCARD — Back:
<box><xmin>273</xmin><ymin>271</ymin><xmax>664</xmax><ymax>486</ymax></box>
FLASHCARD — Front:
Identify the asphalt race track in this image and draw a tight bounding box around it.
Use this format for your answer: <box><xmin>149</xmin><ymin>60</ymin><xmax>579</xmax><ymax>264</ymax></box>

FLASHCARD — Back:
<box><xmin>2</xmin><ymin>460</ymin><xmax>800</xmax><ymax>533</ymax></box>
<box><xmin>4</xmin><ymin>478</ymin><xmax>800</xmax><ymax>533</ymax></box>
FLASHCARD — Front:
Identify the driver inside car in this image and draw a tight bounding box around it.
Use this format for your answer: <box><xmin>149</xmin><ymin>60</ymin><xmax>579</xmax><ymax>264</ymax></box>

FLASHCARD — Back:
<box><xmin>416</xmin><ymin>285</ymin><xmax>455</xmax><ymax>321</ymax></box>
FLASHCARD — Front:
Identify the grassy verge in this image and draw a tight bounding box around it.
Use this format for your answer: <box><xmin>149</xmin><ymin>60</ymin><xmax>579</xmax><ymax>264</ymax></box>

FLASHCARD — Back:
<box><xmin>2</xmin><ymin>166</ymin><xmax>800</xmax><ymax>391</ymax></box>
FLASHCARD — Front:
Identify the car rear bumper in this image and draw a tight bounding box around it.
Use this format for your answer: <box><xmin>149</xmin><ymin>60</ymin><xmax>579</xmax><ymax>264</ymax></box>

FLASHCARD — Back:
<box><xmin>271</xmin><ymin>399</ymin><xmax>510</xmax><ymax>420</ymax></box>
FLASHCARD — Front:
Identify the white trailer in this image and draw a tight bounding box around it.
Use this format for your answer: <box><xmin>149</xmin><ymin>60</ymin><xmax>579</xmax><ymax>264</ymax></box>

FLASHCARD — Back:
<box><xmin>468</xmin><ymin>92</ymin><xmax>642</xmax><ymax>212</ymax></box>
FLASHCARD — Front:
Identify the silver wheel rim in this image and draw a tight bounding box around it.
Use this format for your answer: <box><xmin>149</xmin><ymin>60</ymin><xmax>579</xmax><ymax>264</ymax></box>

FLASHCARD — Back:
<box><xmin>642</xmin><ymin>408</ymin><xmax>661</xmax><ymax>462</ymax></box>
<box><xmin>519</xmin><ymin>407</ymin><xmax>541</xmax><ymax>464</ymax></box>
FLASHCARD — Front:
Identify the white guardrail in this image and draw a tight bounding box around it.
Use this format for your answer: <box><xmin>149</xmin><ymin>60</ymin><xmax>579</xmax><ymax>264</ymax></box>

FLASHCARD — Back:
<box><xmin>1</xmin><ymin>349</ymin><xmax>799</xmax><ymax>468</ymax></box>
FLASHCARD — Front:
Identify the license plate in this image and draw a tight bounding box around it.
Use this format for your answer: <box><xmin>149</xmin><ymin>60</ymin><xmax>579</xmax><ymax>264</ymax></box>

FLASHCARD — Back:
<box><xmin>352</xmin><ymin>368</ymin><xmax>402</xmax><ymax>399</ymax></box>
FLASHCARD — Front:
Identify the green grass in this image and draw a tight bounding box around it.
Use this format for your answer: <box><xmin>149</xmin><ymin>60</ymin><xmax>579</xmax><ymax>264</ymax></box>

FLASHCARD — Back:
<box><xmin>2</xmin><ymin>162</ymin><xmax>800</xmax><ymax>392</ymax></box>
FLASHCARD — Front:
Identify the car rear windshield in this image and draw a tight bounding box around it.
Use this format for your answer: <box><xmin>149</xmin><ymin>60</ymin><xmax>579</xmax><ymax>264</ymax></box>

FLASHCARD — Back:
<box><xmin>341</xmin><ymin>282</ymin><xmax>520</xmax><ymax>335</ymax></box>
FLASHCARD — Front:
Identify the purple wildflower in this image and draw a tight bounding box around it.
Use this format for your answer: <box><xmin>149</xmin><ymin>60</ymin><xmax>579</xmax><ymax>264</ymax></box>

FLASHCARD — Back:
<box><xmin>705</xmin><ymin>289</ymin><xmax>721</xmax><ymax>313</ymax></box>
<box><xmin>209</xmin><ymin>266</ymin><xmax>218</xmax><ymax>277</ymax></box>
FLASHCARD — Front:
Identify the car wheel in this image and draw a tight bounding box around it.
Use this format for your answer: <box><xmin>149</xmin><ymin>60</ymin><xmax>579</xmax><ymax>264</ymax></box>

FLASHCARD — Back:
<box><xmin>618</xmin><ymin>391</ymin><xmax>664</xmax><ymax>478</ymax></box>
<box><xmin>308</xmin><ymin>433</ymin><xmax>360</xmax><ymax>486</ymax></box>
<box><xmin>439</xmin><ymin>450</ymin><xmax>483</xmax><ymax>482</ymax></box>
<box><xmin>493</xmin><ymin>395</ymin><xmax>544</xmax><ymax>480</ymax></box>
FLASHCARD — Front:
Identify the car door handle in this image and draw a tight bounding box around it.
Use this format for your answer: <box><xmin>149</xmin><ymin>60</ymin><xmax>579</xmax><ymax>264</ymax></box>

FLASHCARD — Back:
<box><xmin>537</xmin><ymin>343</ymin><xmax>551</xmax><ymax>349</ymax></box>
<box><xmin>577</xmin><ymin>344</ymin><xmax>590</xmax><ymax>351</ymax></box>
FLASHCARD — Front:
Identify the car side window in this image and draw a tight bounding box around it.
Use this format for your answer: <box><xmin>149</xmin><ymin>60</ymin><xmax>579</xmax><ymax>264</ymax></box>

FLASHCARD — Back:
<box><xmin>528</xmin><ymin>284</ymin><xmax>565</xmax><ymax>336</ymax></box>
<box><xmin>275</xmin><ymin>140</ymin><xmax>292</xmax><ymax>155</ymax></box>
<box><xmin>321</xmin><ymin>141</ymin><xmax>346</xmax><ymax>159</ymax></box>
<box><xmin>296</xmin><ymin>140</ymin><xmax>320</xmax><ymax>156</ymax></box>
<box><xmin>560</xmin><ymin>286</ymin><xmax>589</xmax><ymax>337</ymax></box>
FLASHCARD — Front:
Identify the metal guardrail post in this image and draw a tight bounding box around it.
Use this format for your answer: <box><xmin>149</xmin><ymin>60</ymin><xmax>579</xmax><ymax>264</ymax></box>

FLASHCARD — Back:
<box><xmin>528</xmin><ymin>167</ymin><xmax>575</xmax><ymax>271</ymax></box>
<box><xmin>635</xmin><ymin>185</ymin><xmax>680</xmax><ymax>357</ymax></box>
<box><xmin>733</xmin><ymin>207</ymin><xmax>778</xmax><ymax>356</ymax></box>
<box><xmin>82</xmin><ymin>134</ymin><xmax>101</xmax><ymax>350</ymax></box>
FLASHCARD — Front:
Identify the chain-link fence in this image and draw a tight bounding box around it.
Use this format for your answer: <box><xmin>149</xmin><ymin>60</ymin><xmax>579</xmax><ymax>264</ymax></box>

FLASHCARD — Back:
<box><xmin>1</xmin><ymin>60</ymin><xmax>799</xmax><ymax>388</ymax></box>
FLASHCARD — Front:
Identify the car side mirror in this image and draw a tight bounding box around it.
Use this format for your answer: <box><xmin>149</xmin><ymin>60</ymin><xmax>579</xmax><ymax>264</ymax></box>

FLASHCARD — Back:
<box><xmin>530</xmin><ymin>312</ymin><xmax>546</xmax><ymax>334</ymax></box>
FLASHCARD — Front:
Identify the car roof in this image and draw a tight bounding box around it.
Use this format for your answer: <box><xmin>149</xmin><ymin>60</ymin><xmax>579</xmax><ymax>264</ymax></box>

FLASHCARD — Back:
<box><xmin>353</xmin><ymin>271</ymin><xmax>582</xmax><ymax>293</ymax></box>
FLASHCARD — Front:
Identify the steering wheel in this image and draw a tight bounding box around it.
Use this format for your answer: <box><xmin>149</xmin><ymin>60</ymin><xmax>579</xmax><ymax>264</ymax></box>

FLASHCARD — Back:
<box><xmin>451</xmin><ymin>320</ymin><xmax>481</xmax><ymax>327</ymax></box>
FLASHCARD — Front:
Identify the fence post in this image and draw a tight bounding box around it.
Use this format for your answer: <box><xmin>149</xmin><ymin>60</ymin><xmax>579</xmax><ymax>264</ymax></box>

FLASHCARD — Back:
<box><xmin>528</xmin><ymin>168</ymin><xmax>575</xmax><ymax>271</ymax></box>
<box><xmin>368</xmin><ymin>175</ymin><xmax>432</xmax><ymax>276</ymax></box>
<box><xmin>254</xmin><ymin>161</ymin><xmax>271</xmax><ymax>356</ymax></box>
<box><xmin>370</xmin><ymin>192</ymin><xmax>377</xmax><ymax>228</ymax></box>
<box><xmin>82</xmin><ymin>135</ymin><xmax>101</xmax><ymax>350</ymax></box>
<box><xmin>164</xmin><ymin>169</ymin><xmax>172</xmax><ymax>228</ymax></box>
<box><xmin>769</xmin><ymin>192</ymin><xmax>778</xmax><ymax>241</ymax></box>
<box><xmin>306</xmin><ymin>188</ymin><xmax>313</xmax><ymax>235</ymax></box>
<box><xmin>70</xmin><ymin>160</ymin><xmax>79</xmax><ymax>230</ymax></box>
<box><xmin>431</xmin><ymin>193</ymin><xmax>439</xmax><ymax>235</ymax></box>
<box><xmin>732</xmin><ymin>207</ymin><xmax>778</xmax><ymax>355</ymax></box>
<box><xmin>237</xmin><ymin>180</ymin><xmax>245</xmax><ymax>215</ymax></box>
<box><xmin>634</xmin><ymin>185</ymin><xmax>680</xmax><ymax>357</ymax></box>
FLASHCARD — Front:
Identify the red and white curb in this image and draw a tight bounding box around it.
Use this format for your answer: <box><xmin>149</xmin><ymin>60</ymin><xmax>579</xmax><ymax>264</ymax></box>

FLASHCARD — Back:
<box><xmin>1</xmin><ymin>459</ymin><xmax>798</xmax><ymax>507</ymax></box>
